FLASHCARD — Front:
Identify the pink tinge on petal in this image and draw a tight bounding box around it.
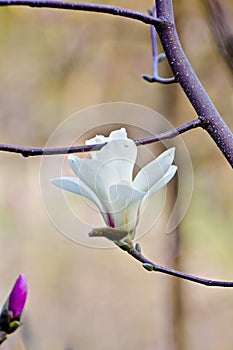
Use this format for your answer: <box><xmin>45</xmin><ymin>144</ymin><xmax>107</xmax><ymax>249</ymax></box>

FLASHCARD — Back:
<box><xmin>8</xmin><ymin>274</ymin><xmax>28</xmax><ymax>318</ymax></box>
<box><xmin>106</xmin><ymin>213</ymin><xmax>115</xmax><ymax>228</ymax></box>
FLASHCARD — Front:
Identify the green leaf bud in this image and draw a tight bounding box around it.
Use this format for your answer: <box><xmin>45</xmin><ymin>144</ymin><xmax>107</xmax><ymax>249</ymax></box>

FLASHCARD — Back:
<box><xmin>142</xmin><ymin>263</ymin><xmax>154</xmax><ymax>272</ymax></box>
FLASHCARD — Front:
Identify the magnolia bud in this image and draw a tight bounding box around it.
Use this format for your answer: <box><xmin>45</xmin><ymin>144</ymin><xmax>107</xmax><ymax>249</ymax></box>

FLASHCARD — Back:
<box><xmin>0</xmin><ymin>274</ymin><xmax>28</xmax><ymax>336</ymax></box>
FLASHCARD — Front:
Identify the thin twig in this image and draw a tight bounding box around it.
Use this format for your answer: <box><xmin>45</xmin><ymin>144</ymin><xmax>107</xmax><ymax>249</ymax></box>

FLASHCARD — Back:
<box><xmin>142</xmin><ymin>7</ymin><xmax>176</xmax><ymax>84</ymax></box>
<box><xmin>0</xmin><ymin>119</ymin><xmax>201</xmax><ymax>157</ymax></box>
<box><xmin>150</xmin><ymin>7</ymin><xmax>159</xmax><ymax>77</ymax></box>
<box><xmin>123</xmin><ymin>244</ymin><xmax>233</xmax><ymax>287</ymax></box>
<box><xmin>134</xmin><ymin>119</ymin><xmax>200</xmax><ymax>145</ymax></box>
<box><xmin>90</xmin><ymin>229</ymin><xmax>233</xmax><ymax>287</ymax></box>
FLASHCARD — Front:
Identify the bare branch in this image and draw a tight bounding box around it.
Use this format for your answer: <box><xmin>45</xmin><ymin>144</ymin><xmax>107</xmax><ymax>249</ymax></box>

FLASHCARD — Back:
<box><xmin>0</xmin><ymin>1</ymin><xmax>232</xmax><ymax>166</ymax></box>
<box><xmin>155</xmin><ymin>0</ymin><xmax>233</xmax><ymax>167</ymax></box>
<box><xmin>89</xmin><ymin>228</ymin><xmax>233</xmax><ymax>287</ymax></box>
<box><xmin>122</xmin><ymin>243</ymin><xmax>233</xmax><ymax>287</ymax></box>
<box><xmin>134</xmin><ymin>119</ymin><xmax>200</xmax><ymax>146</ymax></box>
<box><xmin>0</xmin><ymin>119</ymin><xmax>201</xmax><ymax>157</ymax></box>
<box><xmin>0</xmin><ymin>0</ymin><xmax>166</xmax><ymax>28</ymax></box>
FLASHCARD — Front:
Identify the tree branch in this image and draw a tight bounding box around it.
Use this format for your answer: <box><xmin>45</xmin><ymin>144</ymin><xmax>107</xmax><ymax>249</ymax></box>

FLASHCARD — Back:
<box><xmin>155</xmin><ymin>0</ymin><xmax>233</xmax><ymax>167</ymax></box>
<box><xmin>0</xmin><ymin>119</ymin><xmax>201</xmax><ymax>157</ymax></box>
<box><xmin>0</xmin><ymin>0</ymin><xmax>166</xmax><ymax>28</ymax></box>
<box><xmin>0</xmin><ymin>0</ymin><xmax>231</xmax><ymax>287</ymax></box>
<box><xmin>0</xmin><ymin>1</ymin><xmax>232</xmax><ymax>166</ymax></box>
<box><xmin>122</xmin><ymin>243</ymin><xmax>233</xmax><ymax>287</ymax></box>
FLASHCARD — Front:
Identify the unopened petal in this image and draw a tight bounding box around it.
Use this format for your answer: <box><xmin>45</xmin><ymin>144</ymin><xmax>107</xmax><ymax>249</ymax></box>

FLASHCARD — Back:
<box><xmin>8</xmin><ymin>274</ymin><xmax>27</xmax><ymax>318</ymax></box>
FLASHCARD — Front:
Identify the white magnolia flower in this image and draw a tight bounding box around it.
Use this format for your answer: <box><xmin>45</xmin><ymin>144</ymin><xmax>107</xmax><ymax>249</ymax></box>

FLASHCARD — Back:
<box><xmin>51</xmin><ymin>128</ymin><xmax>177</xmax><ymax>239</ymax></box>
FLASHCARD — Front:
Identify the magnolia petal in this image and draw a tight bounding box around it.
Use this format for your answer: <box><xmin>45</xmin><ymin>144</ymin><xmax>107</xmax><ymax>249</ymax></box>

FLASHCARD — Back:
<box><xmin>139</xmin><ymin>165</ymin><xmax>177</xmax><ymax>213</ymax></box>
<box><xmin>50</xmin><ymin>176</ymin><xmax>106</xmax><ymax>215</ymax></box>
<box><xmin>84</xmin><ymin>129</ymin><xmax>136</xmax><ymax>182</ymax></box>
<box><xmin>133</xmin><ymin>148</ymin><xmax>176</xmax><ymax>192</ymax></box>
<box><xmin>109</xmin><ymin>183</ymin><xmax>145</xmax><ymax>211</ymax></box>
<box><xmin>124</xmin><ymin>197</ymin><xmax>144</xmax><ymax>232</ymax></box>
<box><xmin>91</xmin><ymin>139</ymin><xmax>137</xmax><ymax>184</ymax></box>
<box><xmin>68</xmin><ymin>155</ymin><xmax>119</xmax><ymax>201</ymax></box>
<box><xmin>108</xmin><ymin>128</ymin><xmax>127</xmax><ymax>140</ymax></box>
<box><xmin>147</xmin><ymin>164</ymin><xmax>177</xmax><ymax>195</ymax></box>
<box><xmin>85</xmin><ymin>128</ymin><xmax>127</xmax><ymax>146</ymax></box>
<box><xmin>108</xmin><ymin>196</ymin><xmax>143</xmax><ymax>232</ymax></box>
<box><xmin>85</xmin><ymin>135</ymin><xmax>107</xmax><ymax>160</ymax></box>
<box><xmin>51</xmin><ymin>177</ymin><xmax>113</xmax><ymax>226</ymax></box>
<box><xmin>85</xmin><ymin>134</ymin><xmax>106</xmax><ymax>145</ymax></box>
<box><xmin>85</xmin><ymin>128</ymin><xmax>127</xmax><ymax>160</ymax></box>
<box><xmin>108</xmin><ymin>184</ymin><xmax>145</xmax><ymax>230</ymax></box>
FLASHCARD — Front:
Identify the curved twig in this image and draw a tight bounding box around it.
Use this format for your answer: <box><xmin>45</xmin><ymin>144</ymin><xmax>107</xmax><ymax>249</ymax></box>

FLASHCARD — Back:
<box><xmin>0</xmin><ymin>119</ymin><xmax>201</xmax><ymax>157</ymax></box>
<box><xmin>142</xmin><ymin>7</ymin><xmax>176</xmax><ymax>84</ymax></box>
<box><xmin>142</xmin><ymin>74</ymin><xmax>176</xmax><ymax>84</ymax></box>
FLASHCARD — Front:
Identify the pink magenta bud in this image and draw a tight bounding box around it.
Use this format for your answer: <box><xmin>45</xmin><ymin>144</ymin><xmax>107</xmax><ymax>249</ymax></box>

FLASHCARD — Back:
<box><xmin>8</xmin><ymin>274</ymin><xmax>27</xmax><ymax>319</ymax></box>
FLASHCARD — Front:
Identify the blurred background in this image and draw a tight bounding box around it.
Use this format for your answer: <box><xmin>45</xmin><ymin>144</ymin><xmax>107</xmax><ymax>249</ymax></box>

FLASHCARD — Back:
<box><xmin>0</xmin><ymin>0</ymin><xmax>233</xmax><ymax>349</ymax></box>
